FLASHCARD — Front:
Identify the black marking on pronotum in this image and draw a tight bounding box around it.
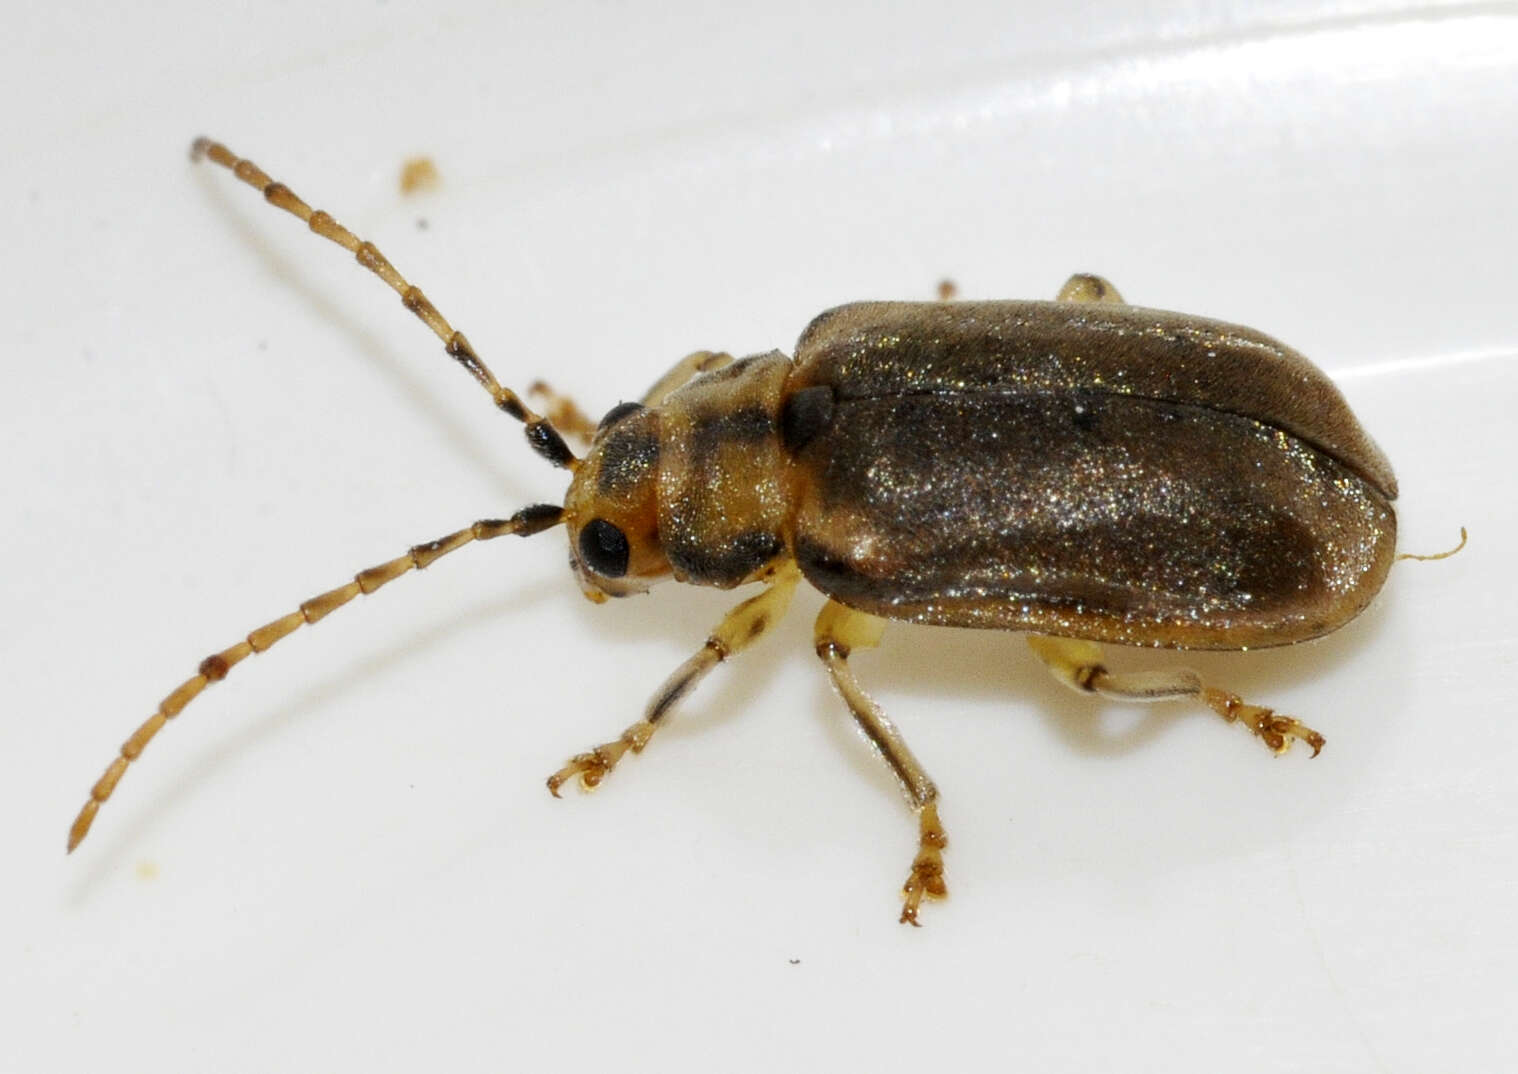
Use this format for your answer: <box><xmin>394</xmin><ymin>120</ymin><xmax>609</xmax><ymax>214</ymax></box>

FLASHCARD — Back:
<box><xmin>596</xmin><ymin>426</ymin><xmax>660</xmax><ymax>497</ymax></box>
<box><xmin>689</xmin><ymin>405</ymin><xmax>775</xmax><ymax>455</ymax></box>
<box><xmin>667</xmin><ymin>530</ymin><xmax>783</xmax><ymax>587</ymax></box>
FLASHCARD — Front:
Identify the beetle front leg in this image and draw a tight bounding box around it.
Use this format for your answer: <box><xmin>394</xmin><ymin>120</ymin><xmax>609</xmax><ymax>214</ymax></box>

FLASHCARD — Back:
<box><xmin>547</xmin><ymin>564</ymin><xmax>800</xmax><ymax>795</ymax></box>
<box><xmin>814</xmin><ymin>600</ymin><xmax>947</xmax><ymax>926</ymax></box>
<box><xmin>1026</xmin><ymin>635</ymin><xmax>1326</xmax><ymax>756</ymax></box>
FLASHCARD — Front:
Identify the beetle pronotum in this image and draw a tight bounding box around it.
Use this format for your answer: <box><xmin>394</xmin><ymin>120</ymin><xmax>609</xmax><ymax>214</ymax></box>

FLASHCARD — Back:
<box><xmin>70</xmin><ymin>138</ymin><xmax>1444</xmax><ymax>925</ymax></box>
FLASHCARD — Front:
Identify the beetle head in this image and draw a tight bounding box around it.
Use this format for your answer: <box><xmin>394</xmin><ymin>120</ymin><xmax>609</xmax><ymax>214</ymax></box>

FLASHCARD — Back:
<box><xmin>562</xmin><ymin>401</ymin><xmax>671</xmax><ymax>601</ymax></box>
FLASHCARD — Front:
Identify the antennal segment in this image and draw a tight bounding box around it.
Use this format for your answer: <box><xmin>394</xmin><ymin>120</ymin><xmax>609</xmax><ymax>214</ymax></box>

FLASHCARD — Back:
<box><xmin>190</xmin><ymin>137</ymin><xmax>577</xmax><ymax>471</ymax></box>
<box><xmin>66</xmin><ymin>504</ymin><xmax>565</xmax><ymax>853</ymax></box>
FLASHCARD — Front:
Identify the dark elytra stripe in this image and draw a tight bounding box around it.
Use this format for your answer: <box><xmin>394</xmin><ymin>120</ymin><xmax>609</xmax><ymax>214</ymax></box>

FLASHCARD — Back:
<box><xmin>794</xmin><ymin>536</ymin><xmax>870</xmax><ymax>595</ymax></box>
<box><xmin>781</xmin><ymin>384</ymin><xmax>835</xmax><ymax>453</ymax></box>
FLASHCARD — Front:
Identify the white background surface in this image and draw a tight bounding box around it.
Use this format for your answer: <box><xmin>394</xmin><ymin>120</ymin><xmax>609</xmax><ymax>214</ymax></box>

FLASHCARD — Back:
<box><xmin>3</xmin><ymin>2</ymin><xmax>1515</xmax><ymax>1071</ymax></box>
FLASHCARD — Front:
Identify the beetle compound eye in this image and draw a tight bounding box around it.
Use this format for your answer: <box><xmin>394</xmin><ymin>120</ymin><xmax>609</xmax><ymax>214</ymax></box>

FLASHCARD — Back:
<box><xmin>579</xmin><ymin>518</ymin><xmax>631</xmax><ymax>578</ymax></box>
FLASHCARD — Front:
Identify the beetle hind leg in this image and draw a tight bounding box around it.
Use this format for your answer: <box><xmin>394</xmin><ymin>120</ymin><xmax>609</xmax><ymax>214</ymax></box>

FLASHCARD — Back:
<box><xmin>546</xmin><ymin>564</ymin><xmax>800</xmax><ymax>795</ymax></box>
<box><xmin>815</xmin><ymin>600</ymin><xmax>947</xmax><ymax>926</ymax></box>
<box><xmin>1026</xmin><ymin>635</ymin><xmax>1325</xmax><ymax>756</ymax></box>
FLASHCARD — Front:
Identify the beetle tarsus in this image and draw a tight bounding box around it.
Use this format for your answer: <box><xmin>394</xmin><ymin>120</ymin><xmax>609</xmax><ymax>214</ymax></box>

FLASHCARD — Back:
<box><xmin>545</xmin><ymin>733</ymin><xmax>645</xmax><ymax>797</ymax></box>
<box><xmin>546</xmin><ymin>572</ymin><xmax>799</xmax><ymax>800</ymax></box>
<box><xmin>1201</xmin><ymin>688</ymin><xmax>1325</xmax><ymax>757</ymax></box>
<box><xmin>899</xmin><ymin>802</ymin><xmax>949</xmax><ymax>927</ymax></box>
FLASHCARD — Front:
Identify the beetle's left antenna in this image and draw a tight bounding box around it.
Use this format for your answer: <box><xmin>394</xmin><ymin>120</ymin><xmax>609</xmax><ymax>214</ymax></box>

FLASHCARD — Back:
<box><xmin>190</xmin><ymin>137</ymin><xmax>578</xmax><ymax>471</ymax></box>
<box><xmin>66</xmin><ymin>504</ymin><xmax>565</xmax><ymax>853</ymax></box>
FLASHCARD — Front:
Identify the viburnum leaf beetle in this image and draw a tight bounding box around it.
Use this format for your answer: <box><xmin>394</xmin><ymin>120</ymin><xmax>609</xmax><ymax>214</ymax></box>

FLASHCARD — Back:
<box><xmin>68</xmin><ymin>138</ymin><xmax>1455</xmax><ymax>926</ymax></box>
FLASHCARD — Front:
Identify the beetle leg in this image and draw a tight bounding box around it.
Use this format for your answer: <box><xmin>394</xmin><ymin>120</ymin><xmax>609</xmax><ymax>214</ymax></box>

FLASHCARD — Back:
<box><xmin>814</xmin><ymin>600</ymin><xmax>947</xmax><ymax>926</ymax></box>
<box><xmin>546</xmin><ymin>564</ymin><xmax>799</xmax><ymax>796</ymax></box>
<box><xmin>1026</xmin><ymin>635</ymin><xmax>1326</xmax><ymax>757</ymax></box>
<box><xmin>1056</xmin><ymin>273</ymin><xmax>1125</xmax><ymax>304</ymax></box>
<box><xmin>1195</xmin><ymin>688</ymin><xmax>1326</xmax><ymax>757</ymax></box>
<box><xmin>527</xmin><ymin>381</ymin><xmax>598</xmax><ymax>448</ymax></box>
<box><xmin>640</xmin><ymin>350</ymin><xmax>734</xmax><ymax>407</ymax></box>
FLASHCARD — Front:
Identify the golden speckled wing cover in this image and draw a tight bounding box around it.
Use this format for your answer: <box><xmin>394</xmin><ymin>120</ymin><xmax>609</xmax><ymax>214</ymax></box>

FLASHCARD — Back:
<box><xmin>787</xmin><ymin>301</ymin><xmax>1397</xmax><ymax>649</ymax></box>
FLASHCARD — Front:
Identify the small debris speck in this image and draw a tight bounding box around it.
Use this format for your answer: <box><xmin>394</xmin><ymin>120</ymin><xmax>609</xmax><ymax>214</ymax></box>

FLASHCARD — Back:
<box><xmin>399</xmin><ymin>157</ymin><xmax>440</xmax><ymax>196</ymax></box>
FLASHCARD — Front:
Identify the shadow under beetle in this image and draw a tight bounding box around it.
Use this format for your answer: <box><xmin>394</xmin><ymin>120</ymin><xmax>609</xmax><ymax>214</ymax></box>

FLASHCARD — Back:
<box><xmin>70</xmin><ymin>138</ymin><xmax>1432</xmax><ymax>925</ymax></box>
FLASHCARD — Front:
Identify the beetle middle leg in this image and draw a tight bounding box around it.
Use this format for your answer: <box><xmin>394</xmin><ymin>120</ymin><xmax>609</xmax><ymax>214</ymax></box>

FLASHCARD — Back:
<box><xmin>814</xmin><ymin>600</ymin><xmax>947</xmax><ymax>926</ymax></box>
<box><xmin>1026</xmin><ymin>635</ymin><xmax>1326</xmax><ymax>756</ymax></box>
<box><xmin>547</xmin><ymin>564</ymin><xmax>800</xmax><ymax>795</ymax></box>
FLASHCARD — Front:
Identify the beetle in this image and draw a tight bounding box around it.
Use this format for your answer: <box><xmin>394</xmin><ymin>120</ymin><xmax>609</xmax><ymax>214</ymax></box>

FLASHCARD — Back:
<box><xmin>69</xmin><ymin>138</ymin><xmax>1413</xmax><ymax>925</ymax></box>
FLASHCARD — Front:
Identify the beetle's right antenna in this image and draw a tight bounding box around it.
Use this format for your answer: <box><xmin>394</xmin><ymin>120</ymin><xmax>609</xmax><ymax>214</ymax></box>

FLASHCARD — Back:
<box><xmin>190</xmin><ymin>137</ymin><xmax>578</xmax><ymax>472</ymax></box>
<box><xmin>66</xmin><ymin>504</ymin><xmax>565</xmax><ymax>853</ymax></box>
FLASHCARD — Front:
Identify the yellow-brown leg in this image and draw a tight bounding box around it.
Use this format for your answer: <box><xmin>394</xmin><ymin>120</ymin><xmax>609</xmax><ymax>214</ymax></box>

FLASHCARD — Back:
<box><xmin>814</xmin><ymin>600</ymin><xmax>947</xmax><ymax>926</ymax></box>
<box><xmin>66</xmin><ymin>505</ymin><xmax>566</xmax><ymax>853</ymax></box>
<box><xmin>1026</xmin><ymin>635</ymin><xmax>1326</xmax><ymax>756</ymax></box>
<box><xmin>1056</xmin><ymin>273</ymin><xmax>1125</xmax><ymax>304</ymax></box>
<box><xmin>640</xmin><ymin>350</ymin><xmax>733</xmax><ymax>407</ymax></box>
<box><xmin>546</xmin><ymin>564</ymin><xmax>800</xmax><ymax>795</ymax></box>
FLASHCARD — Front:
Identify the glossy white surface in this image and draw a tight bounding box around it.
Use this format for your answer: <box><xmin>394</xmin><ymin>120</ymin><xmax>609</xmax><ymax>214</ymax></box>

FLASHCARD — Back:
<box><xmin>4</xmin><ymin>3</ymin><xmax>1515</xmax><ymax>1071</ymax></box>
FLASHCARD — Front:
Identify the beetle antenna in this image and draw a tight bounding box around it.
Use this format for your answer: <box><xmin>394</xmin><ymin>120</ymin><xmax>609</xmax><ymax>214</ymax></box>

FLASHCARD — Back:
<box><xmin>66</xmin><ymin>504</ymin><xmax>565</xmax><ymax>853</ymax></box>
<box><xmin>1396</xmin><ymin>526</ymin><xmax>1468</xmax><ymax>562</ymax></box>
<box><xmin>190</xmin><ymin>137</ymin><xmax>578</xmax><ymax>471</ymax></box>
